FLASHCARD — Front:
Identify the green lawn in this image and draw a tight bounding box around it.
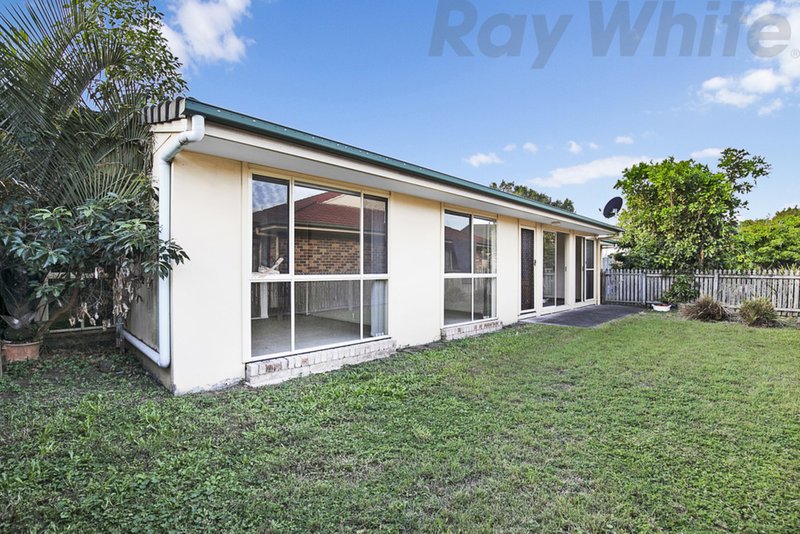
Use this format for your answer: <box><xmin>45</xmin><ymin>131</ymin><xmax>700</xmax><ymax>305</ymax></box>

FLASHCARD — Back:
<box><xmin>1</xmin><ymin>313</ymin><xmax>799</xmax><ymax>532</ymax></box>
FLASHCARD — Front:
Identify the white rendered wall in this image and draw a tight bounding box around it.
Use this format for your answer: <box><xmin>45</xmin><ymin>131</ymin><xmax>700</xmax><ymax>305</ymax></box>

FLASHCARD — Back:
<box><xmin>169</xmin><ymin>152</ymin><xmax>245</xmax><ymax>393</ymax></box>
<box><xmin>387</xmin><ymin>193</ymin><xmax>443</xmax><ymax>347</ymax></box>
<box><xmin>135</xmin><ymin>150</ymin><xmax>605</xmax><ymax>393</ymax></box>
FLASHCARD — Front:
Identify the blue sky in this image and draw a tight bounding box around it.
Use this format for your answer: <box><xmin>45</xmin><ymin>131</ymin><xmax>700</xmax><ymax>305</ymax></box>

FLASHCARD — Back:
<box><xmin>156</xmin><ymin>0</ymin><xmax>799</xmax><ymax>221</ymax></box>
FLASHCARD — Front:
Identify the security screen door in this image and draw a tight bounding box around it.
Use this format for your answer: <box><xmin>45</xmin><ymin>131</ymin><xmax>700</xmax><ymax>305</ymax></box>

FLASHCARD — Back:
<box><xmin>543</xmin><ymin>231</ymin><xmax>568</xmax><ymax>308</ymax></box>
<box><xmin>521</xmin><ymin>229</ymin><xmax>536</xmax><ymax>312</ymax></box>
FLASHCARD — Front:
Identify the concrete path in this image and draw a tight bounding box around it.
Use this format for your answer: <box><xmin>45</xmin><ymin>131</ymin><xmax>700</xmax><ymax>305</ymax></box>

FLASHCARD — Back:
<box><xmin>521</xmin><ymin>305</ymin><xmax>642</xmax><ymax>328</ymax></box>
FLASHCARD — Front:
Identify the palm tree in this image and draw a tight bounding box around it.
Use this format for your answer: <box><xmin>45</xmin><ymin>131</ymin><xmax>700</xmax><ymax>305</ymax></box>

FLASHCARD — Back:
<box><xmin>0</xmin><ymin>0</ymin><xmax>185</xmax><ymax>206</ymax></box>
<box><xmin>0</xmin><ymin>0</ymin><xmax>187</xmax><ymax>339</ymax></box>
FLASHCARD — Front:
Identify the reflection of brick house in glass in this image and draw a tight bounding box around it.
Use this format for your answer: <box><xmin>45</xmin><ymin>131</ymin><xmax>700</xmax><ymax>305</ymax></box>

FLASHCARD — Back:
<box><xmin>253</xmin><ymin>190</ymin><xmax>387</xmax><ymax>275</ymax></box>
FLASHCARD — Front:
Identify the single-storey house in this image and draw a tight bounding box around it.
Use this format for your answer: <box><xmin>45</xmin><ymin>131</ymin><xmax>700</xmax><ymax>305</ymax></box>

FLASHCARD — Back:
<box><xmin>125</xmin><ymin>98</ymin><xmax>621</xmax><ymax>394</ymax></box>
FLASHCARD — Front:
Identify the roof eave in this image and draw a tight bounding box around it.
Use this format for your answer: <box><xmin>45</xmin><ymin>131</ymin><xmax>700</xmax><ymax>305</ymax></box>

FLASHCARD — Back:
<box><xmin>147</xmin><ymin>98</ymin><xmax>622</xmax><ymax>235</ymax></box>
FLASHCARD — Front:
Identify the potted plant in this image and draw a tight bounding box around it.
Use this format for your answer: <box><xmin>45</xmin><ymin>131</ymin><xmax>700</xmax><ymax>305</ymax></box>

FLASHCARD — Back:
<box><xmin>656</xmin><ymin>274</ymin><xmax>700</xmax><ymax>313</ymax></box>
<box><xmin>0</xmin><ymin>269</ymin><xmax>42</xmax><ymax>362</ymax></box>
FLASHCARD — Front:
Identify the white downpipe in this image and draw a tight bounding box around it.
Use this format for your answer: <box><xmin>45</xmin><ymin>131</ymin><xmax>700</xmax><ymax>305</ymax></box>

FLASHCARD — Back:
<box><xmin>124</xmin><ymin>115</ymin><xmax>206</xmax><ymax>368</ymax></box>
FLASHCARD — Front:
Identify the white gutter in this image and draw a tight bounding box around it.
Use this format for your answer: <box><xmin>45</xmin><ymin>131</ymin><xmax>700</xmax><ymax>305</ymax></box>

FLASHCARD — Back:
<box><xmin>123</xmin><ymin>115</ymin><xmax>205</xmax><ymax>368</ymax></box>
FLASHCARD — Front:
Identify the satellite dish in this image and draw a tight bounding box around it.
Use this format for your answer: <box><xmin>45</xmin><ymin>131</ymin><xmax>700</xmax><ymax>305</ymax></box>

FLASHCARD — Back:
<box><xmin>602</xmin><ymin>197</ymin><xmax>623</xmax><ymax>218</ymax></box>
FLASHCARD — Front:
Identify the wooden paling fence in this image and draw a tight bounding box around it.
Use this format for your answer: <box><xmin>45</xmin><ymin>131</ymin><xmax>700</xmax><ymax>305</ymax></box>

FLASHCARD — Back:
<box><xmin>602</xmin><ymin>269</ymin><xmax>800</xmax><ymax>315</ymax></box>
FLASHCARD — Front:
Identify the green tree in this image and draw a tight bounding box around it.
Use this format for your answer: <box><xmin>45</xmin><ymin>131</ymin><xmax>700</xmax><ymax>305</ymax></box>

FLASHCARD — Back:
<box><xmin>614</xmin><ymin>149</ymin><xmax>770</xmax><ymax>271</ymax></box>
<box><xmin>736</xmin><ymin>207</ymin><xmax>800</xmax><ymax>269</ymax></box>
<box><xmin>0</xmin><ymin>0</ymin><xmax>187</xmax><ymax>340</ymax></box>
<box><xmin>490</xmin><ymin>180</ymin><xmax>575</xmax><ymax>212</ymax></box>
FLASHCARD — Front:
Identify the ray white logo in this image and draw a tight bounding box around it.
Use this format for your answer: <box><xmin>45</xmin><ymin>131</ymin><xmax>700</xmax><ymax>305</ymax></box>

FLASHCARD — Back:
<box><xmin>429</xmin><ymin>0</ymin><xmax>793</xmax><ymax>69</ymax></box>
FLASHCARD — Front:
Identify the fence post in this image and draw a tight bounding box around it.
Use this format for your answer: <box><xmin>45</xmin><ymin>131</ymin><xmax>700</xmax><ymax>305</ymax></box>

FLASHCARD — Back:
<box><xmin>640</xmin><ymin>270</ymin><xmax>647</xmax><ymax>306</ymax></box>
<box><xmin>712</xmin><ymin>270</ymin><xmax>720</xmax><ymax>299</ymax></box>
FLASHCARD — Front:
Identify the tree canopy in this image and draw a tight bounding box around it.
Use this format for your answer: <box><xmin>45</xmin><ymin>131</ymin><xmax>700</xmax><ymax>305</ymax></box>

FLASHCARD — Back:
<box><xmin>736</xmin><ymin>207</ymin><xmax>800</xmax><ymax>269</ymax></box>
<box><xmin>489</xmin><ymin>180</ymin><xmax>575</xmax><ymax>212</ymax></box>
<box><xmin>614</xmin><ymin>149</ymin><xmax>770</xmax><ymax>271</ymax></box>
<box><xmin>0</xmin><ymin>0</ymin><xmax>187</xmax><ymax>340</ymax></box>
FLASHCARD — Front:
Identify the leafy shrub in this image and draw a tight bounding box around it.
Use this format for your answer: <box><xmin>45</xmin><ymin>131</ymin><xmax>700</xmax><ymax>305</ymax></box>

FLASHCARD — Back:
<box><xmin>663</xmin><ymin>274</ymin><xmax>699</xmax><ymax>304</ymax></box>
<box><xmin>680</xmin><ymin>295</ymin><xmax>729</xmax><ymax>322</ymax></box>
<box><xmin>739</xmin><ymin>298</ymin><xmax>779</xmax><ymax>327</ymax></box>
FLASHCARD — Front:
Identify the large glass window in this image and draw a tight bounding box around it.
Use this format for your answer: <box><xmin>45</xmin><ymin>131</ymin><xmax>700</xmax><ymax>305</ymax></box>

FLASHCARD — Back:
<box><xmin>249</xmin><ymin>176</ymin><xmax>389</xmax><ymax>359</ymax></box>
<box><xmin>444</xmin><ymin>211</ymin><xmax>497</xmax><ymax>325</ymax></box>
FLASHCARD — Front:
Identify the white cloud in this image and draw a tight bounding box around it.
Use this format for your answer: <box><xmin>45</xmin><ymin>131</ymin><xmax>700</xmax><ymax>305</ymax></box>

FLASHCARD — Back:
<box><xmin>615</xmin><ymin>136</ymin><xmax>634</xmax><ymax>145</ymax></box>
<box><xmin>702</xmin><ymin>76</ymin><xmax>731</xmax><ymax>92</ymax></box>
<box><xmin>503</xmin><ymin>144</ymin><xmax>517</xmax><ymax>152</ymax></box>
<box><xmin>567</xmin><ymin>141</ymin><xmax>583</xmax><ymax>154</ymax></box>
<box><xmin>588</xmin><ymin>142</ymin><xmax>600</xmax><ymax>150</ymax></box>
<box><xmin>465</xmin><ymin>152</ymin><xmax>503</xmax><ymax>168</ymax></box>
<box><xmin>531</xmin><ymin>155</ymin><xmax>652</xmax><ymax>188</ymax></box>
<box><xmin>522</xmin><ymin>142</ymin><xmax>539</xmax><ymax>154</ymax></box>
<box><xmin>740</xmin><ymin>69</ymin><xmax>791</xmax><ymax>94</ymax></box>
<box><xmin>699</xmin><ymin>1</ymin><xmax>800</xmax><ymax>112</ymax></box>
<box><xmin>758</xmin><ymin>98</ymin><xmax>784</xmax><ymax>115</ymax></box>
<box><xmin>163</xmin><ymin>0</ymin><xmax>253</xmax><ymax>68</ymax></box>
<box><xmin>703</xmin><ymin>87</ymin><xmax>760</xmax><ymax>108</ymax></box>
<box><xmin>691</xmin><ymin>148</ymin><xmax>723</xmax><ymax>160</ymax></box>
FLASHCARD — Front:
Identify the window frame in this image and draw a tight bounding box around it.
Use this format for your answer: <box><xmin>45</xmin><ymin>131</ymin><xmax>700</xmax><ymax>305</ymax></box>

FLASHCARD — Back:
<box><xmin>575</xmin><ymin>236</ymin><xmax>586</xmax><ymax>304</ymax></box>
<box><xmin>573</xmin><ymin>235</ymin><xmax>596</xmax><ymax>304</ymax></box>
<box><xmin>584</xmin><ymin>237</ymin><xmax>596</xmax><ymax>302</ymax></box>
<box><xmin>244</xmin><ymin>169</ymin><xmax>390</xmax><ymax>363</ymax></box>
<box><xmin>520</xmin><ymin>226</ymin><xmax>537</xmax><ymax>314</ymax></box>
<box><xmin>442</xmin><ymin>209</ymin><xmax>498</xmax><ymax>327</ymax></box>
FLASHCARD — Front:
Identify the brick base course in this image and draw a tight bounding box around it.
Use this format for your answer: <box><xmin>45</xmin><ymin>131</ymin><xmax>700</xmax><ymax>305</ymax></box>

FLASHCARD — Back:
<box><xmin>246</xmin><ymin>338</ymin><xmax>396</xmax><ymax>387</ymax></box>
<box><xmin>441</xmin><ymin>319</ymin><xmax>503</xmax><ymax>341</ymax></box>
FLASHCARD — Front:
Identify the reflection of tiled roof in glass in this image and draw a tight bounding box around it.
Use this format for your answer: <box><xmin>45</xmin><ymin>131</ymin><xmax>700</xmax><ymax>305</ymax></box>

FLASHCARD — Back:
<box><xmin>445</xmin><ymin>226</ymin><xmax>488</xmax><ymax>245</ymax></box>
<box><xmin>254</xmin><ymin>192</ymin><xmax>384</xmax><ymax>232</ymax></box>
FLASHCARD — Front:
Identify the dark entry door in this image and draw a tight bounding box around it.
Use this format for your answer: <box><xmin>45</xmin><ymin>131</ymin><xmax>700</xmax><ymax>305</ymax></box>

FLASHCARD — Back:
<box><xmin>521</xmin><ymin>229</ymin><xmax>535</xmax><ymax>311</ymax></box>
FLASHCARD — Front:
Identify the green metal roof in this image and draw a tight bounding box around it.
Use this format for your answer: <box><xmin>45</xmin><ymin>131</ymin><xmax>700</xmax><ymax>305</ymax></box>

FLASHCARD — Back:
<box><xmin>145</xmin><ymin>98</ymin><xmax>622</xmax><ymax>234</ymax></box>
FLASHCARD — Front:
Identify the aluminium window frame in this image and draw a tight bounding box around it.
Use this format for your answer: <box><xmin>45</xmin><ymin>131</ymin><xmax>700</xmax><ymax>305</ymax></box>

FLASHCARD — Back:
<box><xmin>244</xmin><ymin>169</ymin><xmax>390</xmax><ymax>364</ymax></box>
<box><xmin>442</xmin><ymin>209</ymin><xmax>498</xmax><ymax>328</ymax></box>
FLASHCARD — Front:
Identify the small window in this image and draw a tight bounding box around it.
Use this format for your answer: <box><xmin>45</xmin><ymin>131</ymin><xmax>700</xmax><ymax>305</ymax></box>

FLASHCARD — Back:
<box><xmin>443</xmin><ymin>210</ymin><xmax>497</xmax><ymax>325</ymax></box>
<box><xmin>444</xmin><ymin>212</ymin><xmax>471</xmax><ymax>274</ymax></box>
<box><xmin>473</xmin><ymin>217</ymin><xmax>496</xmax><ymax>274</ymax></box>
<box><xmin>252</xmin><ymin>176</ymin><xmax>289</xmax><ymax>275</ymax></box>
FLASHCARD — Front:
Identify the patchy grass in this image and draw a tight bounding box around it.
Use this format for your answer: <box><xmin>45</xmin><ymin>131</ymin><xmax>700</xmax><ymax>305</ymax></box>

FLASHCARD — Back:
<box><xmin>1</xmin><ymin>313</ymin><xmax>799</xmax><ymax>532</ymax></box>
